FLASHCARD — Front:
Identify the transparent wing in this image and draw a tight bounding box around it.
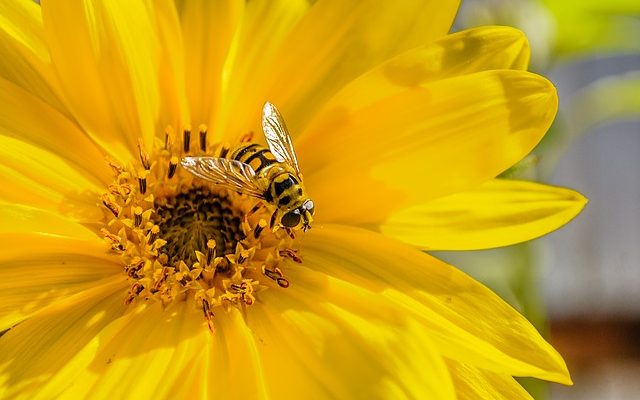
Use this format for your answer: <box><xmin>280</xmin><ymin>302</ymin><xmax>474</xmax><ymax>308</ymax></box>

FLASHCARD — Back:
<box><xmin>181</xmin><ymin>156</ymin><xmax>266</xmax><ymax>199</ymax></box>
<box><xmin>262</xmin><ymin>102</ymin><xmax>301</xmax><ymax>176</ymax></box>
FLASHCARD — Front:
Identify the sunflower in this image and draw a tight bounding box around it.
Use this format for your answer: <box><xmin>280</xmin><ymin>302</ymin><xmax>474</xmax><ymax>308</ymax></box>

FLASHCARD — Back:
<box><xmin>0</xmin><ymin>1</ymin><xmax>586</xmax><ymax>399</ymax></box>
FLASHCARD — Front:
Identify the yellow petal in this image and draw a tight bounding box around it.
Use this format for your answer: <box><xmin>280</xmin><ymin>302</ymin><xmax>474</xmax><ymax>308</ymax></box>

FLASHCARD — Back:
<box><xmin>300</xmin><ymin>25</ymin><xmax>531</xmax><ymax>119</ymax></box>
<box><xmin>176</xmin><ymin>0</ymin><xmax>244</xmax><ymax>134</ymax></box>
<box><xmin>0</xmin><ymin>0</ymin><xmax>67</xmax><ymax>114</ymax></box>
<box><xmin>151</xmin><ymin>0</ymin><xmax>191</xmax><ymax>134</ymax></box>
<box><xmin>0</xmin><ymin>77</ymin><xmax>111</xmax><ymax>186</ymax></box>
<box><xmin>0</xmin><ymin>277</ymin><xmax>128</xmax><ymax>399</ymax></box>
<box><xmin>0</xmin><ymin>137</ymin><xmax>103</xmax><ymax>222</ymax></box>
<box><xmin>215</xmin><ymin>0</ymin><xmax>309</xmax><ymax>139</ymax></box>
<box><xmin>0</xmin><ymin>203</ymin><xmax>111</xmax><ymax>330</ymax></box>
<box><xmin>0</xmin><ymin>203</ymin><xmax>98</xmax><ymax>239</ymax></box>
<box><xmin>221</xmin><ymin>0</ymin><xmax>461</xmax><ymax>138</ymax></box>
<box><xmin>42</xmin><ymin>302</ymin><xmax>203</xmax><ymax>399</ymax></box>
<box><xmin>447</xmin><ymin>360</ymin><xmax>534</xmax><ymax>400</ymax></box>
<box><xmin>24</xmin><ymin>303</ymin><xmax>267</xmax><ymax>399</ymax></box>
<box><xmin>41</xmin><ymin>0</ymin><xmax>173</xmax><ymax>161</ymax></box>
<box><xmin>299</xmin><ymin>224</ymin><xmax>572</xmax><ymax>384</ymax></box>
<box><xmin>196</xmin><ymin>308</ymin><xmax>269</xmax><ymax>399</ymax></box>
<box><xmin>0</xmin><ymin>231</ymin><xmax>120</xmax><ymax>330</ymax></box>
<box><xmin>381</xmin><ymin>179</ymin><xmax>588</xmax><ymax>250</ymax></box>
<box><xmin>246</xmin><ymin>265</ymin><xmax>455</xmax><ymax>399</ymax></box>
<box><xmin>299</xmin><ymin>70</ymin><xmax>558</xmax><ymax>225</ymax></box>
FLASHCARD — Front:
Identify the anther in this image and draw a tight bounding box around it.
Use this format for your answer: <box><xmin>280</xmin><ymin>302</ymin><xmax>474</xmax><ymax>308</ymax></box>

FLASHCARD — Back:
<box><xmin>262</xmin><ymin>266</ymin><xmax>290</xmax><ymax>288</ymax></box>
<box><xmin>218</xmin><ymin>143</ymin><xmax>230</xmax><ymax>158</ymax></box>
<box><xmin>126</xmin><ymin>257</ymin><xmax>144</xmax><ymax>278</ymax></box>
<box><xmin>109</xmin><ymin>185</ymin><xmax>120</xmax><ymax>196</ymax></box>
<box><xmin>230</xmin><ymin>283</ymin><xmax>246</xmax><ymax>293</ymax></box>
<box><xmin>134</xmin><ymin>206</ymin><xmax>143</xmax><ymax>227</ymax></box>
<box><xmin>164</xmin><ymin>126</ymin><xmax>174</xmax><ymax>150</ymax></box>
<box><xmin>154</xmin><ymin>267</ymin><xmax>171</xmax><ymax>291</ymax></box>
<box><xmin>149</xmin><ymin>224</ymin><xmax>160</xmax><ymax>244</ymax></box>
<box><xmin>125</xmin><ymin>282</ymin><xmax>144</xmax><ymax>305</ymax></box>
<box><xmin>237</xmin><ymin>252</ymin><xmax>248</xmax><ymax>264</ymax></box>
<box><xmin>206</xmin><ymin>239</ymin><xmax>216</xmax><ymax>265</ymax></box>
<box><xmin>110</xmin><ymin>183</ymin><xmax>132</xmax><ymax>197</ymax></box>
<box><xmin>279</xmin><ymin>248</ymin><xmax>302</xmax><ymax>263</ymax></box>
<box><xmin>101</xmin><ymin>228</ymin><xmax>125</xmax><ymax>252</ymax></box>
<box><xmin>105</xmin><ymin>157</ymin><xmax>123</xmax><ymax>176</ymax></box>
<box><xmin>248</xmin><ymin>203</ymin><xmax>262</xmax><ymax>217</ymax></box>
<box><xmin>138</xmin><ymin>176</ymin><xmax>147</xmax><ymax>194</ymax></box>
<box><xmin>202</xmin><ymin>299</ymin><xmax>216</xmax><ymax>333</ymax></box>
<box><xmin>253</xmin><ymin>219</ymin><xmax>267</xmax><ymax>239</ymax></box>
<box><xmin>183</xmin><ymin>126</ymin><xmax>191</xmax><ymax>153</ymax></box>
<box><xmin>137</xmin><ymin>138</ymin><xmax>151</xmax><ymax>170</ymax></box>
<box><xmin>168</xmin><ymin>156</ymin><xmax>179</xmax><ymax>178</ymax></box>
<box><xmin>199</xmin><ymin>124</ymin><xmax>207</xmax><ymax>152</ymax></box>
<box><xmin>101</xmin><ymin>194</ymin><xmax>121</xmax><ymax>217</ymax></box>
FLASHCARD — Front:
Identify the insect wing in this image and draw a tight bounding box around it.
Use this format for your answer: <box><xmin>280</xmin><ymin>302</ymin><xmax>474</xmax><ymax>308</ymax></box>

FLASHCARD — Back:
<box><xmin>181</xmin><ymin>157</ymin><xmax>266</xmax><ymax>198</ymax></box>
<box><xmin>262</xmin><ymin>102</ymin><xmax>301</xmax><ymax>176</ymax></box>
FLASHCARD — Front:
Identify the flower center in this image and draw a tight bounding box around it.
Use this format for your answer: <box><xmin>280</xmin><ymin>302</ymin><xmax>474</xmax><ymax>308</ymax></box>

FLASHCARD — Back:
<box><xmin>154</xmin><ymin>188</ymin><xmax>244</xmax><ymax>266</ymax></box>
<box><xmin>99</xmin><ymin>128</ymin><xmax>300</xmax><ymax>332</ymax></box>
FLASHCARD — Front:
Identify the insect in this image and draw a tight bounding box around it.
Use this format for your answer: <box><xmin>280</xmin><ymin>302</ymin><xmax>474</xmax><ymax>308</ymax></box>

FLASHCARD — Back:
<box><xmin>181</xmin><ymin>102</ymin><xmax>314</xmax><ymax>232</ymax></box>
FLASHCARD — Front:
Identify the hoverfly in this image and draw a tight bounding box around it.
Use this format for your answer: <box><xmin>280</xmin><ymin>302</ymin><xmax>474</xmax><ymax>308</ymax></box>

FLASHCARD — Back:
<box><xmin>181</xmin><ymin>102</ymin><xmax>314</xmax><ymax>231</ymax></box>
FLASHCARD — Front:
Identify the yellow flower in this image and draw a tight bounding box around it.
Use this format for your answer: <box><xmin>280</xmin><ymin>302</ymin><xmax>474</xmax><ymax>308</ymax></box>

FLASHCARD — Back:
<box><xmin>0</xmin><ymin>1</ymin><xmax>586</xmax><ymax>399</ymax></box>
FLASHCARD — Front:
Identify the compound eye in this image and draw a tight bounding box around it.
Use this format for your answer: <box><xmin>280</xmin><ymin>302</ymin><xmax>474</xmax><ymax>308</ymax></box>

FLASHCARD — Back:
<box><xmin>304</xmin><ymin>200</ymin><xmax>315</xmax><ymax>216</ymax></box>
<box><xmin>281</xmin><ymin>211</ymin><xmax>301</xmax><ymax>227</ymax></box>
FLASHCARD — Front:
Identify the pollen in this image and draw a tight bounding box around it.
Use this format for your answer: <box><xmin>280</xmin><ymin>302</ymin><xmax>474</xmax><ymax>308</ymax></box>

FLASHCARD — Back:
<box><xmin>99</xmin><ymin>131</ymin><xmax>301</xmax><ymax>332</ymax></box>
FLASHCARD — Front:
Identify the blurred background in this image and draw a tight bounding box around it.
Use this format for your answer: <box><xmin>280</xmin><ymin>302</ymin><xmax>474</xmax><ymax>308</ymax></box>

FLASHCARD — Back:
<box><xmin>442</xmin><ymin>1</ymin><xmax>640</xmax><ymax>399</ymax></box>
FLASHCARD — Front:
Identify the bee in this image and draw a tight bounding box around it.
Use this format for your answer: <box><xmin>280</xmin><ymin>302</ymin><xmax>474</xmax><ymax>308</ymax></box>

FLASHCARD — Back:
<box><xmin>181</xmin><ymin>102</ymin><xmax>314</xmax><ymax>232</ymax></box>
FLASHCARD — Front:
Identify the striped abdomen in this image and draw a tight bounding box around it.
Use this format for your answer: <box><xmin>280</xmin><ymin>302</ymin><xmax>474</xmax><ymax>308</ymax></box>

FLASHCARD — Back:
<box><xmin>211</xmin><ymin>142</ymin><xmax>307</xmax><ymax>210</ymax></box>
<box><xmin>213</xmin><ymin>143</ymin><xmax>278</xmax><ymax>176</ymax></box>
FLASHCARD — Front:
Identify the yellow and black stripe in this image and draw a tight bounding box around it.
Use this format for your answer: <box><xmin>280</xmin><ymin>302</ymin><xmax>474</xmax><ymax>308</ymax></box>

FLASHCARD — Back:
<box><xmin>210</xmin><ymin>143</ymin><xmax>304</xmax><ymax>209</ymax></box>
<box><xmin>213</xmin><ymin>143</ymin><xmax>278</xmax><ymax>175</ymax></box>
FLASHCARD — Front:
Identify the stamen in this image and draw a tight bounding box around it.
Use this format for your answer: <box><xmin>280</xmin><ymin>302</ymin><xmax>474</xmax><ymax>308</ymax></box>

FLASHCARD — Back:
<box><xmin>202</xmin><ymin>299</ymin><xmax>216</xmax><ymax>333</ymax></box>
<box><xmin>206</xmin><ymin>239</ymin><xmax>216</xmax><ymax>265</ymax></box>
<box><xmin>106</xmin><ymin>157</ymin><xmax>123</xmax><ymax>176</ymax></box>
<box><xmin>254</xmin><ymin>219</ymin><xmax>267</xmax><ymax>239</ymax></box>
<box><xmin>149</xmin><ymin>224</ymin><xmax>160</xmax><ymax>244</ymax></box>
<box><xmin>126</xmin><ymin>257</ymin><xmax>144</xmax><ymax>278</ymax></box>
<box><xmin>125</xmin><ymin>282</ymin><xmax>144</xmax><ymax>305</ymax></box>
<box><xmin>101</xmin><ymin>194</ymin><xmax>121</xmax><ymax>217</ymax></box>
<box><xmin>279</xmin><ymin>248</ymin><xmax>302</xmax><ymax>263</ymax></box>
<box><xmin>230</xmin><ymin>283</ymin><xmax>246</xmax><ymax>292</ymax></box>
<box><xmin>262</xmin><ymin>265</ymin><xmax>290</xmax><ymax>288</ymax></box>
<box><xmin>109</xmin><ymin>183</ymin><xmax>133</xmax><ymax>197</ymax></box>
<box><xmin>237</xmin><ymin>251</ymin><xmax>248</xmax><ymax>264</ymax></box>
<box><xmin>183</xmin><ymin>126</ymin><xmax>191</xmax><ymax>153</ymax></box>
<box><xmin>137</xmin><ymin>138</ymin><xmax>151</xmax><ymax>170</ymax></box>
<box><xmin>218</xmin><ymin>143</ymin><xmax>230</xmax><ymax>158</ymax></box>
<box><xmin>134</xmin><ymin>206</ymin><xmax>143</xmax><ymax>227</ymax></box>
<box><xmin>164</xmin><ymin>126</ymin><xmax>174</xmax><ymax>150</ymax></box>
<box><xmin>138</xmin><ymin>175</ymin><xmax>147</xmax><ymax>194</ymax></box>
<box><xmin>248</xmin><ymin>203</ymin><xmax>262</xmax><ymax>217</ymax></box>
<box><xmin>101</xmin><ymin>228</ymin><xmax>125</xmax><ymax>252</ymax></box>
<box><xmin>168</xmin><ymin>156</ymin><xmax>179</xmax><ymax>179</ymax></box>
<box><xmin>199</xmin><ymin>124</ymin><xmax>207</xmax><ymax>152</ymax></box>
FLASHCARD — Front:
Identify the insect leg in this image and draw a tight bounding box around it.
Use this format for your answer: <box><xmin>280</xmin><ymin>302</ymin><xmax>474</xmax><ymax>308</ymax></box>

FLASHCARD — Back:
<box><xmin>269</xmin><ymin>210</ymin><xmax>278</xmax><ymax>230</ymax></box>
<box><xmin>285</xmin><ymin>228</ymin><xmax>296</xmax><ymax>240</ymax></box>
